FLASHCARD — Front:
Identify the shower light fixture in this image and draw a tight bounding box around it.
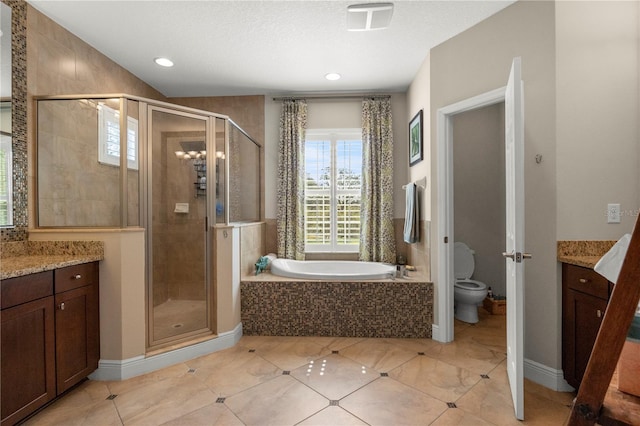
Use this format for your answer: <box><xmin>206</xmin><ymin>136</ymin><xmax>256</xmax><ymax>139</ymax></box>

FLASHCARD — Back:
<box><xmin>175</xmin><ymin>150</ymin><xmax>206</xmax><ymax>160</ymax></box>
<box><xmin>154</xmin><ymin>57</ymin><xmax>174</xmax><ymax>67</ymax></box>
<box><xmin>325</xmin><ymin>73</ymin><xmax>341</xmax><ymax>81</ymax></box>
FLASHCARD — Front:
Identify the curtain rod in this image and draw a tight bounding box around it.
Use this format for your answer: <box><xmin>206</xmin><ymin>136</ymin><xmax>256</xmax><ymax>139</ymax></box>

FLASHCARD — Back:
<box><xmin>272</xmin><ymin>94</ymin><xmax>391</xmax><ymax>102</ymax></box>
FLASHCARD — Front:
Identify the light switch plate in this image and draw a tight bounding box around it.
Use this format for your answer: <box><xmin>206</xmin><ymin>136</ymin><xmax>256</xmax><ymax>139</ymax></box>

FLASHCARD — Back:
<box><xmin>607</xmin><ymin>203</ymin><xmax>621</xmax><ymax>223</ymax></box>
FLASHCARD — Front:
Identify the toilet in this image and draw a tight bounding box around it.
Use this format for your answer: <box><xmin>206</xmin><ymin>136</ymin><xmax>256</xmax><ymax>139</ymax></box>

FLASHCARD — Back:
<box><xmin>454</xmin><ymin>242</ymin><xmax>488</xmax><ymax>323</ymax></box>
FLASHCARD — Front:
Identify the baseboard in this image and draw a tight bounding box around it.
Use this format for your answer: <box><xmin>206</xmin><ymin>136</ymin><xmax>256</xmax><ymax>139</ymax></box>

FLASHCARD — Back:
<box><xmin>524</xmin><ymin>358</ymin><xmax>575</xmax><ymax>392</ymax></box>
<box><xmin>431</xmin><ymin>324</ymin><xmax>442</xmax><ymax>342</ymax></box>
<box><xmin>90</xmin><ymin>323</ymin><xmax>243</xmax><ymax>381</ymax></box>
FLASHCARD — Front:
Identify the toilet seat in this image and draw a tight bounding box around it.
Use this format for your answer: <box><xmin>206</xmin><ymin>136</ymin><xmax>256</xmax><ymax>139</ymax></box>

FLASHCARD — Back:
<box><xmin>453</xmin><ymin>242</ymin><xmax>475</xmax><ymax>280</ymax></box>
<box><xmin>455</xmin><ymin>279</ymin><xmax>487</xmax><ymax>291</ymax></box>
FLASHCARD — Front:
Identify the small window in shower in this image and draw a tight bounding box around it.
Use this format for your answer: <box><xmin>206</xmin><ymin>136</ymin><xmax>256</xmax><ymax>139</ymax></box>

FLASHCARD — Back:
<box><xmin>98</xmin><ymin>103</ymin><xmax>139</xmax><ymax>170</ymax></box>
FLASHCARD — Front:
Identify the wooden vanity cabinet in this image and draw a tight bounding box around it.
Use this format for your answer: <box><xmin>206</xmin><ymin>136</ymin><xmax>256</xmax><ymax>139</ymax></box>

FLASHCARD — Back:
<box><xmin>0</xmin><ymin>271</ymin><xmax>56</xmax><ymax>426</ymax></box>
<box><xmin>562</xmin><ymin>263</ymin><xmax>611</xmax><ymax>390</ymax></box>
<box><xmin>54</xmin><ymin>262</ymin><xmax>100</xmax><ymax>394</ymax></box>
<box><xmin>1</xmin><ymin>262</ymin><xmax>99</xmax><ymax>426</ymax></box>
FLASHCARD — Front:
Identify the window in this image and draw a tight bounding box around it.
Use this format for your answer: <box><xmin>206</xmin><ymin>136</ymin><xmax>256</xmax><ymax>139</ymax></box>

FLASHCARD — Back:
<box><xmin>304</xmin><ymin>129</ymin><xmax>362</xmax><ymax>252</ymax></box>
<box><xmin>0</xmin><ymin>134</ymin><xmax>12</xmax><ymax>227</ymax></box>
<box><xmin>98</xmin><ymin>104</ymin><xmax>138</xmax><ymax>170</ymax></box>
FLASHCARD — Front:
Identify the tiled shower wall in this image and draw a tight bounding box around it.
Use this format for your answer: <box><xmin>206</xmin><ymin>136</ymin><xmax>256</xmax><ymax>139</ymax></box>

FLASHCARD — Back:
<box><xmin>152</xmin><ymin>131</ymin><xmax>207</xmax><ymax>306</ymax></box>
<box><xmin>239</xmin><ymin>223</ymin><xmax>266</xmax><ymax>277</ymax></box>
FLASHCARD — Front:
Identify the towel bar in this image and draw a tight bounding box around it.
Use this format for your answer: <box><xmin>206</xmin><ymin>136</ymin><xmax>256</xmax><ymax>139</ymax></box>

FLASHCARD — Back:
<box><xmin>402</xmin><ymin>176</ymin><xmax>426</xmax><ymax>190</ymax></box>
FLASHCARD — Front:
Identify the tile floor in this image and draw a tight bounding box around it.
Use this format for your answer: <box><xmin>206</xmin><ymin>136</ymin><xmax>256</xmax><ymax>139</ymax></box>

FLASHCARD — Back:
<box><xmin>25</xmin><ymin>308</ymin><xmax>574</xmax><ymax>425</ymax></box>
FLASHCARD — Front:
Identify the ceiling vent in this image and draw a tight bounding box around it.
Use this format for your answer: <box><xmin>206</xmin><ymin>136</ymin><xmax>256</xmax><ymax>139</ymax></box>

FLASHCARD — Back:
<box><xmin>347</xmin><ymin>3</ymin><xmax>394</xmax><ymax>31</ymax></box>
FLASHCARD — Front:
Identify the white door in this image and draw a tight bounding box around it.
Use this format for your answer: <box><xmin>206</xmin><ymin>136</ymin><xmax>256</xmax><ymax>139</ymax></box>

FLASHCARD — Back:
<box><xmin>503</xmin><ymin>57</ymin><xmax>526</xmax><ymax>420</ymax></box>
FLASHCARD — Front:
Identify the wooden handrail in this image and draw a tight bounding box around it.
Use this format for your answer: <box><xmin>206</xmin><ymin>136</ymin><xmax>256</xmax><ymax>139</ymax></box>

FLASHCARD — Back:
<box><xmin>567</xmin><ymin>215</ymin><xmax>640</xmax><ymax>425</ymax></box>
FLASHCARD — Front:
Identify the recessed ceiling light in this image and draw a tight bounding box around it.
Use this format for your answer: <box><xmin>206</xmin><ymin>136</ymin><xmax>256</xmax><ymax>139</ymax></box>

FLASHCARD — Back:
<box><xmin>325</xmin><ymin>73</ymin><xmax>341</xmax><ymax>81</ymax></box>
<box><xmin>154</xmin><ymin>57</ymin><xmax>174</xmax><ymax>67</ymax></box>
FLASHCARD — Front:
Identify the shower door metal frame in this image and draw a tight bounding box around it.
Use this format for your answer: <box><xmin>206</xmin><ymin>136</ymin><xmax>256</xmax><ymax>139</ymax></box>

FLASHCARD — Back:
<box><xmin>144</xmin><ymin>103</ymin><xmax>221</xmax><ymax>350</ymax></box>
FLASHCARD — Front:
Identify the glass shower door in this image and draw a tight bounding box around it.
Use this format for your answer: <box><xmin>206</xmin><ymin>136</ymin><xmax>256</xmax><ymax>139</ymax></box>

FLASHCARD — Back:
<box><xmin>148</xmin><ymin>107</ymin><xmax>211</xmax><ymax>347</ymax></box>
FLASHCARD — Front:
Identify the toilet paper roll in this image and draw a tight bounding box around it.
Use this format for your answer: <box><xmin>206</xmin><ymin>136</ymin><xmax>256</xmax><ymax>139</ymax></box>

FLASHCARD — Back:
<box><xmin>594</xmin><ymin>233</ymin><xmax>631</xmax><ymax>284</ymax></box>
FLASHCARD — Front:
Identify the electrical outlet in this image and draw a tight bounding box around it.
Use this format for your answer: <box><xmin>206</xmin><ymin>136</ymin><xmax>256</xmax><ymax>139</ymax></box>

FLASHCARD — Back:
<box><xmin>607</xmin><ymin>203</ymin><xmax>621</xmax><ymax>224</ymax></box>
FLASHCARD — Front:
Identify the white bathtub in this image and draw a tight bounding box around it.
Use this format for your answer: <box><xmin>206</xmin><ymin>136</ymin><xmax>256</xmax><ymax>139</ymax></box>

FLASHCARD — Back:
<box><xmin>270</xmin><ymin>258</ymin><xmax>396</xmax><ymax>280</ymax></box>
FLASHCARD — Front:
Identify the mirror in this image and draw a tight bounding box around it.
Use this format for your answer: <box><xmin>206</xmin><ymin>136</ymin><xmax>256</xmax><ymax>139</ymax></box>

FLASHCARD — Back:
<box><xmin>0</xmin><ymin>0</ymin><xmax>26</xmax><ymax>241</ymax></box>
<box><xmin>0</xmin><ymin>2</ymin><xmax>11</xmax><ymax>227</ymax></box>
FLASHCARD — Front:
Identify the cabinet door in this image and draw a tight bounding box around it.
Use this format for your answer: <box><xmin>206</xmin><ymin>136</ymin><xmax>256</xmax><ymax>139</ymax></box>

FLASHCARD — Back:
<box><xmin>1</xmin><ymin>296</ymin><xmax>56</xmax><ymax>426</ymax></box>
<box><xmin>563</xmin><ymin>289</ymin><xmax>607</xmax><ymax>389</ymax></box>
<box><xmin>55</xmin><ymin>284</ymin><xmax>99</xmax><ymax>394</ymax></box>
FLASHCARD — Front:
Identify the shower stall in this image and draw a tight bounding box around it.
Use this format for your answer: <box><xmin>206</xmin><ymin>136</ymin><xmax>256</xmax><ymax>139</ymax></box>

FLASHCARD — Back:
<box><xmin>35</xmin><ymin>95</ymin><xmax>261</xmax><ymax>350</ymax></box>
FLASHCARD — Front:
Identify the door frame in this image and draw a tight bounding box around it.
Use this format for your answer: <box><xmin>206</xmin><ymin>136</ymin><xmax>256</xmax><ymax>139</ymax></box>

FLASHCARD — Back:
<box><xmin>434</xmin><ymin>87</ymin><xmax>506</xmax><ymax>343</ymax></box>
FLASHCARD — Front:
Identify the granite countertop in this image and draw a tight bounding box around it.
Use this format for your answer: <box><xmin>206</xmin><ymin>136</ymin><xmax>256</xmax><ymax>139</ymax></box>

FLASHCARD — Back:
<box><xmin>557</xmin><ymin>240</ymin><xmax>616</xmax><ymax>270</ymax></box>
<box><xmin>1</xmin><ymin>241</ymin><xmax>104</xmax><ymax>280</ymax></box>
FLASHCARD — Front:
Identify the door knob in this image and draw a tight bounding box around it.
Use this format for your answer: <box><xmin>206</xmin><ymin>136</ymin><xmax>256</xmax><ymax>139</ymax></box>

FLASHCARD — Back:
<box><xmin>58</xmin><ymin>302</ymin><xmax>65</xmax><ymax>311</ymax></box>
<box><xmin>502</xmin><ymin>251</ymin><xmax>533</xmax><ymax>263</ymax></box>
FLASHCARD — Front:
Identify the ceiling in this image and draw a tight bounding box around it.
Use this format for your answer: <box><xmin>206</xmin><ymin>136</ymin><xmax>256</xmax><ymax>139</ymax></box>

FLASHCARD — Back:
<box><xmin>28</xmin><ymin>0</ymin><xmax>516</xmax><ymax>98</ymax></box>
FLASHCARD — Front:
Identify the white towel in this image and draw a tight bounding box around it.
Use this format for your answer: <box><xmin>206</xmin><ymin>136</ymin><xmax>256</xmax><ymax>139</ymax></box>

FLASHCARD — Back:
<box><xmin>594</xmin><ymin>234</ymin><xmax>631</xmax><ymax>284</ymax></box>
<box><xmin>403</xmin><ymin>183</ymin><xmax>419</xmax><ymax>243</ymax></box>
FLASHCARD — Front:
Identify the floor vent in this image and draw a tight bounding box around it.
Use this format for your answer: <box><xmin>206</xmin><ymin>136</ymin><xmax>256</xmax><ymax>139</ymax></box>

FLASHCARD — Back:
<box><xmin>106</xmin><ymin>394</ymin><xmax>118</xmax><ymax>400</ymax></box>
<box><xmin>216</xmin><ymin>397</ymin><xmax>226</xmax><ymax>403</ymax></box>
<box><xmin>282</xmin><ymin>370</ymin><xmax>290</xmax><ymax>375</ymax></box>
<box><xmin>447</xmin><ymin>402</ymin><xmax>457</xmax><ymax>408</ymax></box>
<box><xmin>481</xmin><ymin>374</ymin><xmax>490</xmax><ymax>379</ymax></box>
<box><xmin>380</xmin><ymin>372</ymin><xmax>389</xmax><ymax>377</ymax></box>
<box><xmin>330</xmin><ymin>400</ymin><xmax>340</xmax><ymax>406</ymax></box>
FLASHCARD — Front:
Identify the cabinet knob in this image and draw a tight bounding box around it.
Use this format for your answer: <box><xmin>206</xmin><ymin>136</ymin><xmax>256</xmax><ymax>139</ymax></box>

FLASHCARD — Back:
<box><xmin>58</xmin><ymin>302</ymin><xmax>65</xmax><ymax>311</ymax></box>
<box><xmin>73</xmin><ymin>274</ymin><xmax>82</xmax><ymax>280</ymax></box>
<box><xmin>579</xmin><ymin>278</ymin><xmax>589</xmax><ymax>284</ymax></box>
<box><xmin>597</xmin><ymin>309</ymin><xmax>602</xmax><ymax>318</ymax></box>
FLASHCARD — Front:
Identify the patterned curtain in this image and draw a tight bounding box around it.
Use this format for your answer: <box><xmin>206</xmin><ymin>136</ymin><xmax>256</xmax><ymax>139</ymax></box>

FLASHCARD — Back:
<box><xmin>360</xmin><ymin>98</ymin><xmax>396</xmax><ymax>263</ymax></box>
<box><xmin>277</xmin><ymin>100</ymin><xmax>307</xmax><ymax>260</ymax></box>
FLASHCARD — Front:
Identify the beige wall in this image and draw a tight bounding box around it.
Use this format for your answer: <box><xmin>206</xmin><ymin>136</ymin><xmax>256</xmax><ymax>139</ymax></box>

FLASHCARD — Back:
<box><xmin>412</xmin><ymin>0</ymin><xmax>639</xmax><ymax>375</ymax></box>
<box><xmin>453</xmin><ymin>104</ymin><xmax>506</xmax><ymax>297</ymax></box>
<box><xmin>406</xmin><ymin>54</ymin><xmax>432</xmax><ymax>279</ymax></box>
<box><xmin>556</xmin><ymin>1</ymin><xmax>640</xmax><ymax>239</ymax></box>
<box><xmin>421</xmin><ymin>0</ymin><xmax>559</xmax><ymax>369</ymax></box>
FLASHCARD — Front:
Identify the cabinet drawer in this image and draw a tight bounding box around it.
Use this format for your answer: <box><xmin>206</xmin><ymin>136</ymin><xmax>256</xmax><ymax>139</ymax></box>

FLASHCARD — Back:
<box><xmin>1</xmin><ymin>271</ymin><xmax>54</xmax><ymax>310</ymax></box>
<box><xmin>54</xmin><ymin>263</ymin><xmax>97</xmax><ymax>294</ymax></box>
<box><xmin>563</xmin><ymin>263</ymin><xmax>609</xmax><ymax>300</ymax></box>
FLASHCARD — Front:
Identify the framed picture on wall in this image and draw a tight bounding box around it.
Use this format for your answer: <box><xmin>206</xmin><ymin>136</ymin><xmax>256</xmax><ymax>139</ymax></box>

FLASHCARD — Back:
<box><xmin>409</xmin><ymin>109</ymin><xmax>423</xmax><ymax>166</ymax></box>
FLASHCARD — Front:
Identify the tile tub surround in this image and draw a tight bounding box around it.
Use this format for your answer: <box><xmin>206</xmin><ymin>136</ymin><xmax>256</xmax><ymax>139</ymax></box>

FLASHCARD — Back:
<box><xmin>0</xmin><ymin>240</ymin><xmax>104</xmax><ymax>279</ymax></box>
<box><xmin>557</xmin><ymin>240</ymin><xmax>616</xmax><ymax>269</ymax></box>
<box><xmin>241</xmin><ymin>277</ymin><xmax>433</xmax><ymax>338</ymax></box>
